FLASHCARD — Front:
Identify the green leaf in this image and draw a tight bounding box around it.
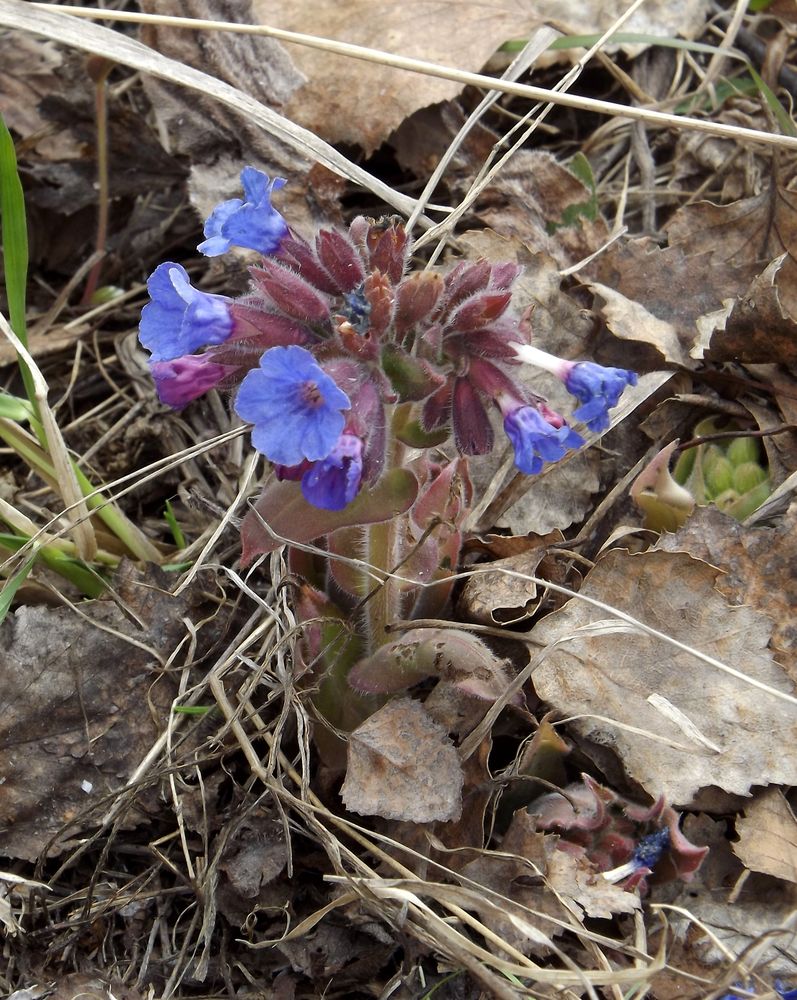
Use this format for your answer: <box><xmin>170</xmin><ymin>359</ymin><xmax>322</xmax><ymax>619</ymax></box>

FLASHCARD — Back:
<box><xmin>164</xmin><ymin>499</ymin><xmax>186</xmax><ymax>549</ymax></box>
<box><xmin>0</xmin><ymin>392</ymin><xmax>33</xmax><ymax>422</ymax></box>
<box><xmin>240</xmin><ymin>468</ymin><xmax>419</xmax><ymax>563</ymax></box>
<box><xmin>0</xmin><ymin>550</ymin><xmax>37</xmax><ymax>624</ymax></box>
<box><xmin>0</xmin><ymin>114</ymin><xmax>28</xmax><ymax>343</ymax></box>
<box><xmin>0</xmin><ymin>112</ymin><xmax>36</xmax><ymax>410</ymax></box>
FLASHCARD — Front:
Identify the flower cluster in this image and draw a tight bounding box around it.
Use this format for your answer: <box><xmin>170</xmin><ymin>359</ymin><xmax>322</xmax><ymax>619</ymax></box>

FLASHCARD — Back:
<box><xmin>527</xmin><ymin>774</ymin><xmax>708</xmax><ymax>893</ymax></box>
<box><xmin>138</xmin><ymin>167</ymin><xmax>638</xmax><ymax>511</ymax></box>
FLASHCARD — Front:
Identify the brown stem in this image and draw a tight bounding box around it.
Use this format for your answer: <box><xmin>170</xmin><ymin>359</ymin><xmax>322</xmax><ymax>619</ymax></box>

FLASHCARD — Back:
<box><xmin>81</xmin><ymin>57</ymin><xmax>113</xmax><ymax>305</ymax></box>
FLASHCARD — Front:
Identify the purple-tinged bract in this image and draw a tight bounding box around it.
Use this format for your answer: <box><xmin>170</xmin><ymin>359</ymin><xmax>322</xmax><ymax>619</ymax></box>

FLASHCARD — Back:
<box><xmin>234</xmin><ymin>345</ymin><xmax>350</xmax><ymax>467</ymax></box>
<box><xmin>198</xmin><ymin>167</ymin><xmax>288</xmax><ymax>257</ymax></box>
<box><xmin>139</xmin><ymin>262</ymin><xmax>233</xmax><ymax>362</ymax></box>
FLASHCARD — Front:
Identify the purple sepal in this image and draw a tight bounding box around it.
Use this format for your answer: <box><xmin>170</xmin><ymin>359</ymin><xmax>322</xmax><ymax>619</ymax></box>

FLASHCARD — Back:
<box><xmin>301</xmin><ymin>434</ymin><xmax>364</xmax><ymax>511</ymax></box>
<box><xmin>503</xmin><ymin>405</ymin><xmax>584</xmax><ymax>474</ymax></box>
<box><xmin>139</xmin><ymin>262</ymin><xmax>233</xmax><ymax>362</ymax></box>
<box><xmin>198</xmin><ymin>167</ymin><xmax>288</xmax><ymax>257</ymax></box>
<box><xmin>234</xmin><ymin>345</ymin><xmax>350</xmax><ymax>467</ymax></box>
<box><xmin>150</xmin><ymin>355</ymin><xmax>229</xmax><ymax>409</ymax></box>
<box><xmin>565</xmin><ymin>361</ymin><xmax>638</xmax><ymax>432</ymax></box>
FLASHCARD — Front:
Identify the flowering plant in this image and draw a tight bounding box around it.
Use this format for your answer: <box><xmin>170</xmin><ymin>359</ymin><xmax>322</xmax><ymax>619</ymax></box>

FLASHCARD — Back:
<box><xmin>139</xmin><ymin>167</ymin><xmax>636</xmax><ymax>514</ymax></box>
<box><xmin>138</xmin><ymin>166</ymin><xmax>638</xmax><ymax>735</ymax></box>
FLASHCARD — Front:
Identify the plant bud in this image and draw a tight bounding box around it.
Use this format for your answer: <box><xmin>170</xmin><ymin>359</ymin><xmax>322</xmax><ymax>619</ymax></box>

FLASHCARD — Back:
<box><xmin>733</xmin><ymin>461</ymin><xmax>768</xmax><ymax>494</ymax></box>
<box><xmin>704</xmin><ymin>456</ymin><xmax>734</xmax><ymax>498</ymax></box>
<box><xmin>726</xmin><ymin>435</ymin><xmax>761</xmax><ymax>466</ymax></box>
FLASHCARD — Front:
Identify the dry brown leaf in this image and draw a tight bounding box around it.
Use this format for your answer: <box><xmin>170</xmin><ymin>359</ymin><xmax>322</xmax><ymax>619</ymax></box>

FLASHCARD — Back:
<box><xmin>459</xmin><ymin>549</ymin><xmax>548</xmax><ymax>626</ymax></box>
<box><xmin>252</xmin><ymin>2</ymin><xmax>545</xmax><ymax>156</ymax></box>
<box><xmin>658</xmin><ymin>504</ymin><xmax>797</xmax><ymax>680</ymax></box>
<box><xmin>665</xmin><ymin>179</ymin><xmax>797</xmax><ymax>319</ymax></box>
<box><xmin>478</xmin><ymin>450</ymin><xmax>602</xmax><ymax>536</ymax></box>
<box><xmin>0</xmin><ymin>566</ymin><xmax>215</xmax><ymax>860</ymax></box>
<box><xmin>707</xmin><ymin>255</ymin><xmax>797</xmax><ymax>364</ymax></box>
<box><xmin>733</xmin><ymin>786</ymin><xmax>797</xmax><ymax>884</ymax></box>
<box><xmin>275</xmin><ymin>0</ymin><xmax>716</xmax><ymax>156</ymax></box>
<box><xmin>589</xmin><ymin>241</ymin><xmax>752</xmax><ymax>365</ymax></box>
<box><xmin>459</xmin><ymin>826</ymin><xmax>569</xmax><ymax>955</ymax></box>
<box><xmin>340</xmin><ymin>697</ymin><xmax>463</xmax><ymax>822</ymax></box>
<box><xmin>545</xmin><ymin>843</ymin><xmax>640</xmax><ymax>919</ymax></box>
<box><xmin>661</xmin><ymin>814</ymin><xmax>797</xmax><ymax>979</ymax></box>
<box><xmin>531</xmin><ymin>549</ymin><xmax>797</xmax><ymax>806</ymax></box>
<box><xmin>475</xmin><ymin>151</ymin><xmax>610</xmax><ymax>269</ymax></box>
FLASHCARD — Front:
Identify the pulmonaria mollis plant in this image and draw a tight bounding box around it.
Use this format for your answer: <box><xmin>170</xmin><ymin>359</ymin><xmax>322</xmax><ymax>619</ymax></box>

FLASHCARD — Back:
<box><xmin>138</xmin><ymin>167</ymin><xmax>637</xmax><ymax>513</ymax></box>
<box><xmin>528</xmin><ymin>774</ymin><xmax>708</xmax><ymax>892</ymax></box>
<box><xmin>138</xmin><ymin>168</ymin><xmax>640</xmax><ymax>748</ymax></box>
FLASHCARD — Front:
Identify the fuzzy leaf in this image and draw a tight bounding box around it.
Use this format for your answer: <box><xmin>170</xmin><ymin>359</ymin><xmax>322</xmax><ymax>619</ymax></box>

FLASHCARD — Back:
<box><xmin>241</xmin><ymin>468</ymin><xmax>418</xmax><ymax>563</ymax></box>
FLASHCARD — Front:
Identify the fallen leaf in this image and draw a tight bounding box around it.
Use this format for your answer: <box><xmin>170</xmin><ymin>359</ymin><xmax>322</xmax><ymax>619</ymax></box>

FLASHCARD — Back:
<box><xmin>707</xmin><ymin>255</ymin><xmax>797</xmax><ymax>364</ymax></box>
<box><xmin>662</xmin><ymin>814</ymin><xmax>797</xmax><ymax>979</ymax></box>
<box><xmin>458</xmin><ymin>548</ymin><xmax>548</xmax><ymax>625</ymax></box>
<box><xmin>458</xmin><ymin>826</ymin><xmax>569</xmax><ymax>955</ymax></box>
<box><xmin>217</xmin><ymin>809</ymin><xmax>288</xmax><ymax>898</ymax></box>
<box><xmin>733</xmin><ymin>787</ymin><xmax>797</xmax><ymax>884</ymax></box>
<box><xmin>589</xmin><ymin>241</ymin><xmax>751</xmax><ymax>365</ymax></box>
<box><xmin>545</xmin><ymin>843</ymin><xmax>640</xmax><ymax>919</ymax></box>
<box><xmin>658</xmin><ymin>503</ymin><xmax>797</xmax><ymax>680</ymax></box>
<box><xmin>471</xmin><ymin>449</ymin><xmax>602</xmax><ymax>536</ymax></box>
<box><xmin>665</xmin><ymin>179</ymin><xmax>797</xmax><ymax>319</ymax></box>
<box><xmin>251</xmin><ymin>2</ymin><xmax>544</xmax><ymax>157</ymax></box>
<box><xmin>341</xmin><ymin>697</ymin><xmax>463</xmax><ymax>823</ymax></box>
<box><xmin>530</xmin><ymin>549</ymin><xmax>797</xmax><ymax>806</ymax></box>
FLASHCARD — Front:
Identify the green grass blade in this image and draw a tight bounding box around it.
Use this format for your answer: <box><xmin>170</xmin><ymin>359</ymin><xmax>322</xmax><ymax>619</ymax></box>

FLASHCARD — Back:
<box><xmin>164</xmin><ymin>499</ymin><xmax>186</xmax><ymax>549</ymax></box>
<box><xmin>0</xmin><ymin>549</ymin><xmax>37</xmax><ymax>624</ymax></box>
<box><xmin>0</xmin><ymin>114</ymin><xmax>28</xmax><ymax>342</ymax></box>
<box><xmin>0</xmin><ymin>112</ymin><xmax>36</xmax><ymax>406</ymax></box>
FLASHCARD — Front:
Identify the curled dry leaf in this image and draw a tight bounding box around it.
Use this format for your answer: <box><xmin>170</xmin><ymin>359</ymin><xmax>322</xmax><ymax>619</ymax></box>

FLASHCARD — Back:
<box><xmin>707</xmin><ymin>255</ymin><xmax>797</xmax><ymax>365</ymax></box>
<box><xmin>459</xmin><ymin>546</ymin><xmax>550</xmax><ymax>626</ymax></box>
<box><xmin>589</xmin><ymin>241</ymin><xmax>753</xmax><ymax>366</ymax></box>
<box><xmin>340</xmin><ymin>697</ymin><xmax>463</xmax><ymax>823</ymax></box>
<box><xmin>531</xmin><ymin>549</ymin><xmax>797</xmax><ymax>806</ymax></box>
<box><xmin>733</xmin><ymin>786</ymin><xmax>797</xmax><ymax>885</ymax></box>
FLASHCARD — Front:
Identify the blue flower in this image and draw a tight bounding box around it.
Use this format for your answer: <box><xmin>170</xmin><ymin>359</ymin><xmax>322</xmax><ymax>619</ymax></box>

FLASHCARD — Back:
<box><xmin>198</xmin><ymin>167</ymin><xmax>288</xmax><ymax>257</ymax></box>
<box><xmin>139</xmin><ymin>262</ymin><xmax>233</xmax><ymax>362</ymax></box>
<box><xmin>564</xmin><ymin>362</ymin><xmax>638</xmax><ymax>433</ymax></box>
<box><xmin>150</xmin><ymin>355</ymin><xmax>229</xmax><ymax>409</ymax></box>
<box><xmin>503</xmin><ymin>405</ymin><xmax>584</xmax><ymax>475</ymax></box>
<box><xmin>719</xmin><ymin>983</ymin><xmax>797</xmax><ymax>1000</ymax></box>
<box><xmin>631</xmin><ymin>827</ymin><xmax>670</xmax><ymax>870</ymax></box>
<box><xmin>301</xmin><ymin>434</ymin><xmax>363</xmax><ymax>510</ymax></box>
<box><xmin>234</xmin><ymin>345</ymin><xmax>350</xmax><ymax>467</ymax></box>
